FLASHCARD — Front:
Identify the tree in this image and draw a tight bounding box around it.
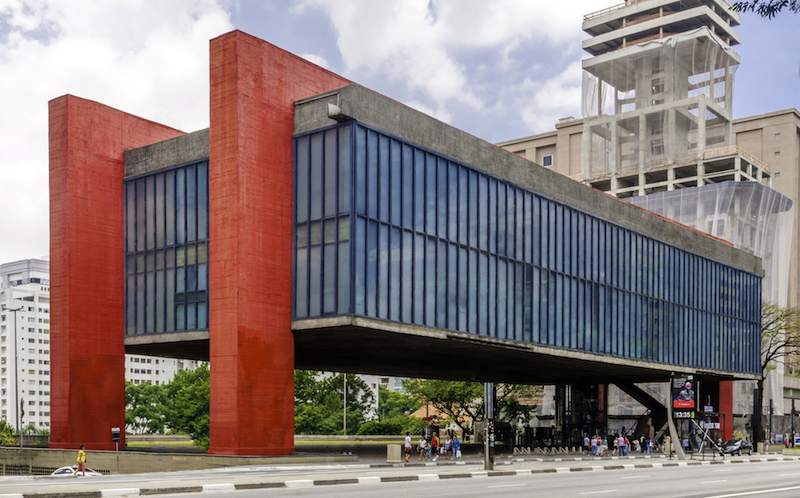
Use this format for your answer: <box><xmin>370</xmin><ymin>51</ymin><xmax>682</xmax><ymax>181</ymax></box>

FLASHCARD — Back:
<box><xmin>294</xmin><ymin>371</ymin><xmax>376</xmax><ymax>434</ymax></box>
<box><xmin>161</xmin><ymin>363</ymin><xmax>210</xmax><ymax>451</ymax></box>
<box><xmin>756</xmin><ymin>304</ymin><xmax>800</xmax><ymax>442</ymax></box>
<box><xmin>401</xmin><ymin>379</ymin><xmax>541</xmax><ymax>435</ymax></box>
<box><xmin>125</xmin><ymin>381</ymin><xmax>167</xmax><ymax>435</ymax></box>
<box><xmin>378</xmin><ymin>386</ymin><xmax>421</xmax><ymax>420</ymax></box>
<box><xmin>731</xmin><ymin>1</ymin><xmax>800</xmax><ymax>18</ymax></box>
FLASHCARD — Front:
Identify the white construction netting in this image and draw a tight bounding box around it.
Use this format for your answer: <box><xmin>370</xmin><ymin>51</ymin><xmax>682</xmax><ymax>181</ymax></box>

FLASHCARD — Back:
<box><xmin>581</xmin><ymin>26</ymin><xmax>739</xmax><ymax>180</ymax></box>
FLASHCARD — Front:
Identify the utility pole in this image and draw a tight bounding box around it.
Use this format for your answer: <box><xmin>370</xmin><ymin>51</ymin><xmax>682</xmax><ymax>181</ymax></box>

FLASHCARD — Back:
<box><xmin>7</xmin><ymin>307</ymin><xmax>22</xmax><ymax>447</ymax></box>
<box><xmin>343</xmin><ymin>374</ymin><xmax>347</xmax><ymax>434</ymax></box>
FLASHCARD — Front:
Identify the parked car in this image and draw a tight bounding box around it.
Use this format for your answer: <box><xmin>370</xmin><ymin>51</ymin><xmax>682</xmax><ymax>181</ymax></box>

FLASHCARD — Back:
<box><xmin>721</xmin><ymin>439</ymin><xmax>753</xmax><ymax>456</ymax></box>
<box><xmin>50</xmin><ymin>466</ymin><xmax>103</xmax><ymax>477</ymax></box>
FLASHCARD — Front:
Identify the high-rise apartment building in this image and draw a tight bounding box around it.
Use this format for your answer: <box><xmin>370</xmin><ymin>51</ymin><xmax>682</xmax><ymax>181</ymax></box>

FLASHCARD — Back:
<box><xmin>0</xmin><ymin>259</ymin><xmax>52</xmax><ymax>431</ymax></box>
<box><xmin>0</xmin><ymin>258</ymin><xmax>198</xmax><ymax>435</ymax></box>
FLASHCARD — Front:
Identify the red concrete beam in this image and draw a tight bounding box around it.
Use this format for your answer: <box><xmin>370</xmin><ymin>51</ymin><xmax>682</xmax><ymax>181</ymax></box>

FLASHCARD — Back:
<box><xmin>49</xmin><ymin>95</ymin><xmax>183</xmax><ymax>451</ymax></box>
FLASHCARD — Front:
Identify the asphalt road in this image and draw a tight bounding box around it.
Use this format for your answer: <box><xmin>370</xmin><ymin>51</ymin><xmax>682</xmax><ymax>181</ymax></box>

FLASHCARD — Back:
<box><xmin>140</xmin><ymin>460</ymin><xmax>800</xmax><ymax>498</ymax></box>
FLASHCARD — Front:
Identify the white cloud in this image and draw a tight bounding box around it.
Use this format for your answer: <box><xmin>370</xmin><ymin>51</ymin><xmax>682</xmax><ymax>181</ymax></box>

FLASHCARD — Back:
<box><xmin>403</xmin><ymin>100</ymin><xmax>453</xmax><ymax>123</ymax></box>
<box><xmin>519</xmin><ymin>60</ymin><xmax>584</xmax><ymax>133</ymax></box>
<box><xmin>0</xmin><ymin>0</ymin><xmax>233</xmax><ymax>265</ymax></box>
<box><xmin>300</xmin><ymin>53</ymin><xmax>329</xmax><ymax>68</ymax></box>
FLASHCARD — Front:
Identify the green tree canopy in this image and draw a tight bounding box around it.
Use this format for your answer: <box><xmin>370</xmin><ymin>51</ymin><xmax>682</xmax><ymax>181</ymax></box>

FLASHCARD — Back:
<box><xmin>294</xmin><ymin>371</ymin><xmax>376</xmax><ymax>434</ymax></box>
<box><xmin>731</xmin><ymin>0</ymin><xmax>799</xmax><ymax>18</ymax></box>
<box><xmin>378</xmin><ymin>386</ymin><xmax>422</xmax><ymax>420</ymax></box>
<box><xmin>125</xmin><ymin>380</ymin><xmax>167</xmax><ymax>435</ymax></box>
<box><xmin>401</xmin><ymin>379</ymin><xmax>541</xmax><ymax>434</ymax></box>
<box><xmin>161</xmin><ymin>363</ymin><xmax>210</xmax><ymax>450</ymax></box>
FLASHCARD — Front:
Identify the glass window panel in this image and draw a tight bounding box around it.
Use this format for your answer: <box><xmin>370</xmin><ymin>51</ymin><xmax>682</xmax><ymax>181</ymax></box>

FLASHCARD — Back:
<box><xmin>414</xmin><ymin>234</ymin><xmax>425</xmax><ymax>325</ymax></box>
<box><xmin>125</xmin><ymin>182</ymin><xmax>135</xmax><ymax>253</ymax></box>
<box><xmin>366</xmin><ymin>220</ymin><xmax>378</xmax><ymax>317</ymax></box>
<box><xmin>297</xmin><ymin>136</ymin><xmax>309</xmax><ymax>223</ymax></box>
<box><xmin>187</xmin><ymin>302</ymin><xmax>196</xmax><ymax>330</ymax></box>
<box><xmin>469</xmin><ymin>249</ymin><xmax>478</xmax><ymax>334</ymax></box>
<box><xmin>515</xmin><ymin>190</ymin><xmax>523</xmax><ymax>262</ymax></box>
<box><xmin>524</xmin><ymin>193</ymin><xmax>532</xmax><ymax>264</ymax></box>
<box><xmin>458</xmin><ymin>167</ymin><xmax>468</xmax><ymax>244</ymax></box>
<box><xmin>197</xmin><ymin>162</ymin><xmax>208</xmax><ymax>241</ymax></box>
<box><xmin>478</xmin><ymin>253</ymin><xmax>488</xmax><ymax>335</ymax></box>
<box><xmin>478</xmin><ymin>176</ymin><xmax>488</xmax><ymax>251</ymax></box>
<box><xmin>176</xmin><ymin>303</ymin><xmax>185</xmax><ymax>331</ymax></box>
<box><xmin>497</xmin><ymin>259</ymin><xmax>506</xmax><ymax>339</ymax></box>
<box><xmin>488</xmin><ymin>255</ymin><xmax>496</xmax><ymax>337</ymax></box>
<box><xmin>176</xmin><ymin>168</ymin><xmax>186</xmax><ymax>244</ymax></box>
<box><xmin>339</xmin><ymin>126</ymin><xmax>351</xmax><ymax>215</ymax></box>
<box><xmin>338</xmin><ymin>217</ymin><xmax>350</xmax><ymax>241</ymax></box>
<box><xmin>355</xmin><ymin>126</ymin><xmax>366</xmax><ymax>216</ymax></box>
<box><xmin>437</xmin><ymin>160</ymin><xmax>447</xmax><ymax>239</ymax></box>
<box><xmin>367</xmin><ymin>131</ymin><xmax>378</xmax><ymax>219</ymax></box>
<box><xmin>390</xmin><ymin>139</ymin><xmax>402</xmax><ymax>226</ymax></box>
<box><xmin>126</xmin><ymin>274</ymin><xmax>135</xmax><ymax>335</ymax></box>
<box><xmin>324</xmin><ymin>129</ymin><xmax>337</xmax><ymax>218</ymax></box>
<box><xmin>146</xmin><ymin>263</ymin><xmax>154</xmax><ymax>333</ymax></box>
<box><xmin>323</xmin><ymin>242</ymin><xmax>335</xmax><ymax>314</ymax></box>
<box><xmin>156</xmin><ymin>269</ymin><xmax>165</xmax><ymax>333</ymax></box>
<box><xmin>488</xmin><ymin>179</ymin><xmax>497</xmax><ymax>255</ymax></box>
<box><xmin>426</xmin><ymin>155</ymin><xmax>437</xmax><ymax>236</ymax></box>
<box><xmin>390</xmin><ymin>227</ymin><xmax>401</xmax><ymax>321</ymax></box>
<box><xmin>136</xmin><ymin>179</ymin><xmax>146</xmax><ymax>252</ymax></box>
<box><xmin>497</xmin><ymin>183</ymin><xmax>506</xmax><ymax>257</ymax></box>
<box><xmin>426</xmin><ymin>238</ymin><xmax>436</xmax><ymax>326</ymax></box>
<box><xmin>458</xmin><ymin>246</ymin><xmax>468</xmax><ymax>332</ymax></box>
<box><xmin>187</xmin><ymin>165</ymin><xmax>197</xmax><ymax>242</ymax></box>
<box><xmin>532</xmin><ymin>267</ymin><xmax>540</xmax><ymax>344</ymax></box>
<box><xmin>338</xmin><ymin>239</ymin><xmax>350</xmax><ymax>314</ymax></box>
<box><xmin>379</xmin><ymin>135</ymin><xmax>389</xmax><ymax>222</ymax></box>
<box><xmin>402</xmin><ymin>230</ymin><xmax>413</xmax><ymax>323</ymax></box>
<box><xmin>166</xmin><ymin>267</ymin><xmax>174</xmax><ymax>332</ymax></box>
<box><xmin>145</xmin><ymin>176</ymin><xmax>155</xmax><ymax>251</ymax></box>
<box><xmin>448</xmin><ymin>243</ymin><xmax>457</xmax><ymax>329</ymax></box>
<box><xmin>402</xmin><ymin>144</ymin><xmax>413</xmax><ymax>229</ymax></box>
<box><xmin>354</xmin><ymin>217</ymin><xmax>366</xmax><ymax>315</ymax></box>
<box><xmin>165</xmin><ymin>170</ymin><xmax>175</xmax><ymax>246</ymax></box>
<box><xmin>469</xmin><ymin>171</ymin><xmax>478</xmax><ymax>247</ymax></box>
<box><xmin>198</xmin><ymin>302</ymin><xmax>207</xmax><ymax>330</ymax></box>
<box><xmin>155</xmin><ymin>174</ymin><xmax>165</xmax><ymax>249</ymax></box>
<box><xmin>414</xmin><ymin>150</ymin><xmax>425</xmax><ymax>233</ymax></box>
<box><xmin>309</xmin><ymin>245</ymin><xmax>321</xmax><ymax>316</ymax></box>
<box><xmin>310</xmin><ymin>133</ymin><xmax>323</xmax><ymax>221</ymax></box>
<box><xmin>378</xmin><ymin>223</ymin><xmax>389</xmax><ymax>319</ymax></box>
<box><xmin>532</xmin><ymin>196</ymin><xmax>540</xmax><ymax>267</ymax></box>
<box><xmin>449</xmin><ymin>162</ymin><xmax>458</xmax><ymax>241</ymax></box>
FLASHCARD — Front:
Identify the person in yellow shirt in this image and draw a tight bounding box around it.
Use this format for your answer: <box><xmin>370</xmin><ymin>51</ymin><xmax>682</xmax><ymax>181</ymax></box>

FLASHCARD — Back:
<box><xmin>74</xmin><ymin>445</ymin><xmax>86</xmax><ymax>476</ymax></box>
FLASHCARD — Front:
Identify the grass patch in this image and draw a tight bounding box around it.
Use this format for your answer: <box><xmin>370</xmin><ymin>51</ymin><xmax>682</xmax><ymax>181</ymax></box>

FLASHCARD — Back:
<box><xmin>127</xmin><ymin>441</ymin><xmax>195</xmax><ymax>447</ymax></box>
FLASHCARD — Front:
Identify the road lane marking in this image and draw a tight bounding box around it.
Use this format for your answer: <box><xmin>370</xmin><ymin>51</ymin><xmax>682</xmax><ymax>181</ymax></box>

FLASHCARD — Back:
<box><xmin>707</xmin><ymin>485</ymin><xmax>800</xmax><ymax>497</ymax></box>
<box><xmin>285</xmin><ymin>480</ymin><xmax>314</xmax><ymax>488</ymax></box>
<box><xmin>579</xmin><ymin>490</ymin><xmax>617</xmax><ymax>495</ymax></box>
<box><xmin>470</xmin><ymin>471</ymin><xmax>488</xmax><ymax>478</ymax></box>
<box><xmin>101</xmin><ymin>490</ymin><xmax>140</xmax><ymax>497</ymax></box>
<box><xmin>702</xmin><ymin>480</ymin><xmax>728</xmax><ymax>484</ymax></box>
<box><xmin>358</xmin><ymin>476</ymin><xmax>381</xmax><ymax>484</ymax></box>
<box><xmin>202</xmin><ymin>484</ymin><xmax>235</xmax><ymax>492</ymax></box>
<box><xmin>780</xmin><ymin>473</ymin><xmax>800</xmax><ymax>476</ymax></box>
<box><xmin>555</xmin><ymin>467</ymin><xmax>571</xmax><ymax>473</ymax></box>
<box><xmin>515</xmin><ymin>469</ymin><xmax>532</xmax><ymax>475</ymax></box>
<box><xmin>418</xmin><ymin>474</ymin><xmax>439</xmax><ymax>481</ymax></box>
<box><xmin>488</xmin><ymin>483</ymin><xmax>526</xmax><ymax>488</ymax></box>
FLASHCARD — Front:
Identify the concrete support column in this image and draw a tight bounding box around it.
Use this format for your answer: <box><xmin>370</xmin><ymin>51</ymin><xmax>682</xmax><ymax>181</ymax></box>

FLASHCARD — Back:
<box><xmin>207</xmin><ymin>31</ymin><xmax>351</xmax><ymax>456</ymax></box>
<box><xmin>735</xmin><ymin>155</ymin><xmax>742</xmax><ymax>182</ymax></box>
<box><xmin>610</xmin><ymin>121</ymin><xmax>619</xmax><ymax>174</ymax></box>
<box><xmin>697</xmin><ymin>99</ymin><xmax>707</xmax><ymax>155</ymax></box>
<box><xmin>48</xmin><ymin>96</ymin><xmax>183</xmax><ymax>451</ymax></box>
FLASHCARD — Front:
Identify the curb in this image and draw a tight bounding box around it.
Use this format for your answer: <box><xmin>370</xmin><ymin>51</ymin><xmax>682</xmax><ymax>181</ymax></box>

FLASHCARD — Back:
<box><xmin>18</xmin><ymin>456</ymin><xmax>800</xmax><ymax>497</ymax></box>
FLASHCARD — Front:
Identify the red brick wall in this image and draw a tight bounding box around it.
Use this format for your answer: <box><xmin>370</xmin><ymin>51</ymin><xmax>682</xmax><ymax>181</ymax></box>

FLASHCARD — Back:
<box><xmin>49</xmin><ymin>95</ymin><xmax>183</xmax><ymax>450</ymax></box>
<box><xmin>208</xmin><ymin>31</ymin><xmax>350</xmax><ymax>455</ymax></box>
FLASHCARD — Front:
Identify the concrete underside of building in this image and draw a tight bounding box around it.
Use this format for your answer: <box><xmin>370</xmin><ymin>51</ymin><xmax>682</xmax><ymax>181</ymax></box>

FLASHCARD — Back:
<box><xmin>49</xmin><ymin>30</ymin><xmax>763</xmax><ymax>456</ymax></box>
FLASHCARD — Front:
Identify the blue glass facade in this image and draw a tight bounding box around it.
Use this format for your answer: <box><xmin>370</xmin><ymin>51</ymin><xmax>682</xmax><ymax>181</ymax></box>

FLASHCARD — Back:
<box><xmin>124</xmin><ymin>160</ymin><xmax>210</xmax><ymax>336</ymax></box>
<box><xmin>295</xmin><ymin>122</ymin><xmax>762</xmax><ymax>374</ymax></box>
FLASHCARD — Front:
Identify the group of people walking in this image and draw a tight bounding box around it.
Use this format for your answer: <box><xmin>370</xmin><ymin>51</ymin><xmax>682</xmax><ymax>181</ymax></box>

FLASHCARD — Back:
<box><xmin>584</xmin><ymin>434</ymin><xmax>654</xmax><ymax>456</ymax></box>
<box><xmin>404</xmin><ymin>431</ymin><xmax>462</xmax><ymax>462</ymax></box>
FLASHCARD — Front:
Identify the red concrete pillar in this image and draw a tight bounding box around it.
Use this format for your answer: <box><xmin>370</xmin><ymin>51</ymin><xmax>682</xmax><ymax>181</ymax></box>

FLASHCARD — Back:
<box><xmin>207</xmin><ymin>31</ymin><xmax>350</xmax><ymax>455</ymax></box>
<box><xmin>719</xmin><ymin>381</ymin><xmax>734</xmax><ymax>441</ymax></box>
<box><xmin>49</xmin><ymin>95</ymin><xmax>183</xmax><ymax>450</ymax></box>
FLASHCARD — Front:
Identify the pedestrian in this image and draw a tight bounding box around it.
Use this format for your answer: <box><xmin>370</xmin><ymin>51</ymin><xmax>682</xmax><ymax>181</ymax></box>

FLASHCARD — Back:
<box><xmin>583</xmin><ymin>434</ymin><xmax>590</xmax><ymax>455</ymax></box>
<box><xmin>418</xmin><ymin>435</ymin><xmax>427</xmax><ymax>460</ymax></box>
<box><xmin>592</xmin><ymin>436</ymin><xmax>598</xmax><ymax>455</ymax></box>
<box><xmin>647</xmin><ymin>438</ymin><xmax>653</xmax><ymax>454</ymax></box>
<box><xmin>601</xmin><ymin>437</ymin><xmax>609</xmax><ymax>457</ymax></box>
<box><xmin>640</xmin><ymin>435</ymin><xmax>646</xmax><ymax>454</ymax></box>
<box><xmin>616</xmin><ymin>434</ymin><xmax>624</xmax><ymax>456</ymax></box>
<box><xmin>444</xmin><ymin>435</ymin><xmax>452</xmax><ymax>458</ymax></box>
<box><xmin>73</xmin><ymin>445</ymin><xmax>86</xmax><ymax>476</ymax></box>
<box><xmin>765</xmin><ymin>437</ymin><xmax>770</xmax><ymax>453</ymax></box>
<box><xmin>612</xmin><ymin>434</ymin><xmax>619</xmax><ymax>455</ymax></box>
<box><xmin>431</xmin><ymin>433</ymin><xmax>440</xmax><ymax>461</ymax></box>
<box><xmin>404</xmin><ymin>432</ymin><xmax>412</xmax><ymax>462</ymax></box>
<box><xmin>452</xmin><ymin>435</ymin><xmax>461</xmax><ymax>460</ymax></box>
<box><xmin>624</xmin><ymin>435</ymin><xmax>630</xmax><ymax>456</ymax></box>
<box><xmin>683</xmin><ymin>437</ymin><xmax>689</xmax><ymax>454</ymax></box>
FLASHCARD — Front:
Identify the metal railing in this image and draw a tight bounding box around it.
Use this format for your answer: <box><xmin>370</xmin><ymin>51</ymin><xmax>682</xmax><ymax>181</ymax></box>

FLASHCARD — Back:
<box><xmin>585</xmin><ymin>0</ymin><xmax>734</xmax><ymax>22</ymax></box>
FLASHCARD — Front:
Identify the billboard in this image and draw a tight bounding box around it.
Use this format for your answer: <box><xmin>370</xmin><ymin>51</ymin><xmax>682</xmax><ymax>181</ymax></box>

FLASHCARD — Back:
<box><xmin>672</xmin><ymin>375</ymin><xmax>695</xmax><ymax>410</ymax></box>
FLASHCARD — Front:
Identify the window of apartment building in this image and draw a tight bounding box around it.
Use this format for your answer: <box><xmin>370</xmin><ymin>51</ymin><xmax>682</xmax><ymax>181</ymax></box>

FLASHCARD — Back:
<box><xmin>147</xmin><ymin>359</ymin><xmax>152</xmax><ymax>363</ymax></box>
<box><xmin>28</xmin><ymin>339</ymin><xmax>33</xmax><ymax>343</ymax></box>
<box><xmin>28</xmin><ymin>411</ymin><xmax>35</xmax><ymax>416</ymax></box>
<box><xmin>28</xmin><ymin>359</ymin><xmax>34</xmax><ymax>364</ymax></box>
<box><xmin>28</xmin><ymin>380</ymin><xmax>35</xmax><ymax>385</ymax></box>
<box><xmin>542</xmin><ymin>155</ymin><xmax>553</xmax><ymax>167</ymax></box>
<box><xmin>651</xmin><ymin>77</ymin><xmax>664</xmax><ymax>95</ymax></box>
<box><xmin>28</xmin><ymin>348</ymin><xmax>34</xmax><ymax>353</ymax></box>
<box><xmin>27</xmin><ymin>328</ymin><xmax>34</xmax><ymax>332</ymax></box>
<box><xmin>27</xmin><ymin>318</ymin><xmax>34</xmax><ymax>322</ymax></box>
<box><xmin>28</xmin><ymin>400</ymin><xmax>34</xmax><ymax>406</ymax></box>
<box><xmin>27</xmin><ymin>307</ymin><xmax>33</xmax><ymax>312</ymax></box>
<box><xmin>775</xmin><ymin>151</ymin><xmax>780</xmax><ymax>158</ymax></box>
<box><xmin>775</xmin><ymin>133</ymin><xmax>781</xmax><ymax>140</ymax></box>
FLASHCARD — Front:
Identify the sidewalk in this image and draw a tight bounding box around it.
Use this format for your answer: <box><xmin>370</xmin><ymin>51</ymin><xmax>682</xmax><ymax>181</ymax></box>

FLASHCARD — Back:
<box><xmin>0</xmin><ymin>452</ymin><xmax>794</xmax><ymax>498</ymax></box>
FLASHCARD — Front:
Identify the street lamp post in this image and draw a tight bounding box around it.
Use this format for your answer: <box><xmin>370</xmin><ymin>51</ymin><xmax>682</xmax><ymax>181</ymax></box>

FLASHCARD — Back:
<box><xmin>7</xmin><ymin>307</ymin><xmax>22</xmax><ymax>448</ymax></box>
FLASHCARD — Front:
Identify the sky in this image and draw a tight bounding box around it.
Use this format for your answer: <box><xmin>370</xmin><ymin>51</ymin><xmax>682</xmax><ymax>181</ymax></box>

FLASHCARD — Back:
<box><xmin>0</xmin><ymin>0</ymin><xmax>797</xmax><ymax>266</ymax></box>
